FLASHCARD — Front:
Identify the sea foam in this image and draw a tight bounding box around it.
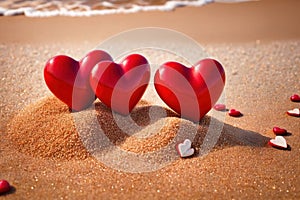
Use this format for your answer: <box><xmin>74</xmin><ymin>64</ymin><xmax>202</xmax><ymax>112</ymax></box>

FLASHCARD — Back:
<box><xmin>0</xmin><ymin>0</ymin><xmax>250</xmax><ymax>17</ymax></box>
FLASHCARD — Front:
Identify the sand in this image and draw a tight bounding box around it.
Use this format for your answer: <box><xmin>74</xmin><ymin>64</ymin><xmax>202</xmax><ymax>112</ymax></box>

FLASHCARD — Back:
<box><xmin>1</xmin><ymin>0</ymin><xmax>300</xmax><ymax>44</ymax></box>
<box><xmin>1</xmin><ymin>0</ymin><xmax>300</xmax><ymax>199</ymax></box>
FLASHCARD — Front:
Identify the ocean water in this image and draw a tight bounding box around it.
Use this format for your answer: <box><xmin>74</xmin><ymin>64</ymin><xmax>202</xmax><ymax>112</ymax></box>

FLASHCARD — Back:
<box><xmin>0</xmin><ymin>0</ymin><xmax>250</xmax><ymax>17</ymax></box>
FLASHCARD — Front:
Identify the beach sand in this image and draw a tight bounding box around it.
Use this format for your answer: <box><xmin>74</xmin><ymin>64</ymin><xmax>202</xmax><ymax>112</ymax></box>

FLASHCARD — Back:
<box><xmin>1</xmin><ymin>0</ymin><xmax>300</xmax><ymax>199</ymax></box>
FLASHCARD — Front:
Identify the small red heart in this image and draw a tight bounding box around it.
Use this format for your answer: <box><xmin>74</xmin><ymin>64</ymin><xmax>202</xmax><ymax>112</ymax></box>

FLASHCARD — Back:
<box><xmin>89</xmin><ymin>54</ymin><xmax>150</xmax><ymax>115</ymax></box>
<box><xmin>0</xmin><ymin>180</ymin><xmax>10</xmax><ymax>194</ymax></box>
<box><xmin>44</xmin><ymin>50</ymin><xmax>112</xmax><ymax>111</ymax></box>
<box><xmin>154</xmin><ymin>58</ymin><xmax>225</xmax><ymax>122</ymax></box>
<box><xmin>272</xmin><ymin>127</ymin><xmax>287</xmax><ymax>135</ymax></box>
<box><xmin>213</xmin><ymin>103</ymin><xmax>226</xmax><ymax>111</ymax></box>
<box><xmin>290</xmin><ymin>94</ymin><xmax>300</xmax><ymax>102</ymax></box>
<box><xmin>228</xmin><ymin>109</ymin><xmax>242</xmax><ymax>117</ymax></box>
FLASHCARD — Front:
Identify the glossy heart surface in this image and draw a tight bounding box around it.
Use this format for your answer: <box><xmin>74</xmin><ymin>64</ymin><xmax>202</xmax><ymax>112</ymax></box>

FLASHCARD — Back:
<box><xmin>0</xmin><ymin>180</ymin><xmax>10</xmax><ymax>194</ymax></box>
<box><xmin>89</xmin><ymin>54</ymin><xmax>150</xmax><ymax>115</ymax></box>
<box><xmin>272</xmin><ymin>127</ymin><xmax>287</xmax><ymax>135</ymax></box>
<box><xmin>228</xmin><ymin>109</ymin><xmax>242</xmax><ymax>117</ymax></box>
<box><xmin>154</xmin><ymin>58</ymin><xmax>225</xmax><ymax>122</ymax></box>
<box><xmin>290</xmin><ymin>94</ymin><xmax>300</xmax><ymax>102</ymax></box>
<box><xmin>213</xmin><ymin>103</ymin><xmax>226</xmax><ymax>111</ymax></box>
<box><xmin>44</xmin><ymin>50</ymin><xmax>112</xmax><ymax>111</ymax></box>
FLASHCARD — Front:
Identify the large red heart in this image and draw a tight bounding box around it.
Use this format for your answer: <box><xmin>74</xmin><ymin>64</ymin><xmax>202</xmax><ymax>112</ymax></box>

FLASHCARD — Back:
<box><xmin>44</xmin><ymin>50</ymin><xmax>112</xmax><ymax>111</ymax></box>
<box><xmin>89</xmin><ymin>54</ymin><xmax>150</xmax><ymax>115</ymax></box>
<box><xmin>154</xmin><ymin>58</ymin><xmax>225</xmax><ymax>122</ymax></box>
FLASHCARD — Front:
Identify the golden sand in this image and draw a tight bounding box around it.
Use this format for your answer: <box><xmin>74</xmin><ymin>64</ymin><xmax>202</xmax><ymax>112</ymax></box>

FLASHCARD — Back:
<box><xmin>1</xmin><ymin>0</ymin><xmax>300</xmax><ymax>199</ymax></box>
<box><xmin>8</xmin><ymin>96</ymin><xmax>267</xmax><ymax>160</ymax></box>
<box><xmin>7</xmin><ymin>97</ymin><xmax>89</xmax><ymax>160</ymax></box>
<box><xmin>1</xmin><ymin>40</ymin><xmax>299</xmax><ymax>199</ymax></box>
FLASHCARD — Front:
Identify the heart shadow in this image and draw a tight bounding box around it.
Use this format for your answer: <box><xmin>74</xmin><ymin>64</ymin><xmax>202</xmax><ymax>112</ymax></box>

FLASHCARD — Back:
<box><xmin>271</xmin><ymin>144</ymin><xmax>292</xmax><ymax>151</ymax></box>
<box><xmin>7</xmin><ymin>96</ymin><xmax>271</xmax><ymax>161</ymax></box>
<box><xmin>77</xmin><ymin>99</ymin><xmax>270</xmax><ymax>154</ymax></box>
<box><xmin>0</xmin><ymin>186</ymin><xmax>16</xmax><ymax>196</ymax></box>
<box><xmin>92</xmin><ymin>100</ymin><xmax>179</xmax><ymax>143</ymax></box>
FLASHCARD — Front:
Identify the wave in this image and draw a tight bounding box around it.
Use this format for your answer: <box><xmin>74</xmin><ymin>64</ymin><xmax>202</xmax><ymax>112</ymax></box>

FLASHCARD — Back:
<box><xmin>0</xmin><ymin>0</ymin><xmax>252</xmax><ymax>17</ymax></box>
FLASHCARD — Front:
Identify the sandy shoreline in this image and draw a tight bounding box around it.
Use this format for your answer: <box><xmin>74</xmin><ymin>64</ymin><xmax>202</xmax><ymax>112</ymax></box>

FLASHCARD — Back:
<box><xmin>0</xmin><ymin>0</ymin><xmax>300</xmax><ymax>44</ymax></box>
<box><xmin>1</xmin><ymin>0</ymin><xmax>300</xmax><ymax>199</ymax></box>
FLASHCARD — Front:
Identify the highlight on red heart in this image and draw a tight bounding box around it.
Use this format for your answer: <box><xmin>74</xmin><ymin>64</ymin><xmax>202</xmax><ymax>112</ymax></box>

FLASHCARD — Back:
<box><xmin>228</xmin><ymin>109</ymin><xmax>242</xmax><ymax>117</ymax></box>
<box><xmin>0</xmin><ymin>180</ymin><xmax>11</xmax><ymax>194</ymax></box>
<box><xmin>290</xmin><ymin>94</ymin><xmax>300</xmax><ymax>102</ymax></box>
<box><xmin>272</xmin><ymin>126</ymin><xmax>287</xmax><ymax>135</ymax></box>
<box><xmin>44</xmin><ymin>49</ymin><xmax>226</xmax><ymax>121</ymax></box>
<box><xmin>89</xmin><ymin>54</ymin><xmax>150</xmax><ymax>115</ymax></box>
<box><xmin>154</xmin><ymin>58</ymin><xmax>225</xmax><ymax>122</ymax></box>
<box><xmin>213</xmin><ymin>103</ymin><xmax>226</xmax><ymax>111</ymax></box>
<box><xmin>44</xmin><ymin>50</ymin><xmax>112</xmax><ymax>111</ymax></box>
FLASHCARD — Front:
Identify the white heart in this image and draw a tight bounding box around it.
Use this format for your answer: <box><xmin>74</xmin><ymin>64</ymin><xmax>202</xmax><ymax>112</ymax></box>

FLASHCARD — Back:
<box><xmin>177</xmin><ymin>139</ymin><xmax>194</xmax><ymax>157</ymax></box>
<box><xmin>269</xmin><ymin>136</ymin><xmax>287</xmax><ymax>148</ymax></box>
<box><xmin>287</xmin><ymin>108</ymin><xmax>300</xmax><ymax>115</ymax></box>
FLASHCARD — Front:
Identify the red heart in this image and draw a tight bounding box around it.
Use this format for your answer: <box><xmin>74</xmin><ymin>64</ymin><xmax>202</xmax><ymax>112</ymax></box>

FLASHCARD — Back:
<box><xmin>154</xmin><ymin>58</ymin><xmax>225</xmax><ymax>122</ymax></box>
<box><xmin>44</xmin><ymin>50</ymin><xmax>112</xmax><ymax>111</ymax></box>
<box><xmin>89</xmin><ymin>54</ymin><xmax>150</xmax><ymax>115</ymax></box>
<box><xmin>272</xmin><ymin>126</ymin><xmax>287</xmax><ymax>135</ymax></box>
<box><xmin>0</xmin><ymin>180</ymin><xmax>10</xmax><ymax>194</ymax></box>
<box><xmin>228</xmin><ymin>109</ymin><xmax>242</xmax><ymax>117</ymax></box>
<box><xmin>213</xmin><ymin>103</ymin><xmax>226</xmax><ymax>111</ymax></box>
<box><xmin>290</xmin><ymin>94</ymin><xmax>300</xmax><ymax>102</ymax></box>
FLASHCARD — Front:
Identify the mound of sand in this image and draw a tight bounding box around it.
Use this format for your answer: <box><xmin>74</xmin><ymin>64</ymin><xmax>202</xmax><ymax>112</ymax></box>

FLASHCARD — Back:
<box><xmin>7</xmin><ymin>96</ymin><xmax>269</xmax><ymax>161</ymax></box>
<box><xmin>7</xmin><ymin>97</ymin><xmax>89</xmax><ymax>160</ymax></box>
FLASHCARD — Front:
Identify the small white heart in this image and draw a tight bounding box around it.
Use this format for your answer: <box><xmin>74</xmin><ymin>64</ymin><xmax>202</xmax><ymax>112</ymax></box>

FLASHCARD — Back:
<box><xmin>184</xmin><ymin>148</ymin><xmax>195</xmax><ymax>157</ymax></box>
<box><xmin>178</xmin><ymin>139</ymin><xmax>191</xmax><ymax>153</ymax></box>
<box><xmin>177</xmin><ymin>139</ymin><xmax>194</xmax><ymax>157</ymax></box>
<box><xmin>269</xmin><ymin>136</ymin><xmax>287</xmax><ymax>149</ymax></box>
<box><xmin>287</xmin><ymin>108</ymin><xmax>300</xmax><ymax>116</ymax></box>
